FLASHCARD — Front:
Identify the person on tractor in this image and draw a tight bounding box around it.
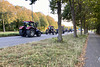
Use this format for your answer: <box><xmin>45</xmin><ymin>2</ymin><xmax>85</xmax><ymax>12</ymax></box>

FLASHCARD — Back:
<box><xmin>24</xmin><ymin>22</ymin><xmax>30</xmax><ymax>27</ymax></box>
<box><xmin>27</xmin><ymin>23</ymin><xmax>30</xmax><ymax>27</ymax></box>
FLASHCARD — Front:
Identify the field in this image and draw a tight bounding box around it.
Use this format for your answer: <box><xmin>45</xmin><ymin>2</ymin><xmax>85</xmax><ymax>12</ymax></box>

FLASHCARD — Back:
<box><xmin>0</xmin><ymin>34</ymin><xmax>87</xmax><ymax>67</ymax></box>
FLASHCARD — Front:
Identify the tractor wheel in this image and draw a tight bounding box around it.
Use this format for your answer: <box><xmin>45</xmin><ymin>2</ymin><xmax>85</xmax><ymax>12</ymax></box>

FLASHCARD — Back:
<box><xmin>46</xmin><ymin>32</ymin><xmax>48</xmax><ymax>35</ymax></box>
<box><xmin>52</xmin><ymin>30</ymin><xmax>55</xmax><ymax>35</ymax></box>
<box><xmin>55</xmin><ymin>32</ymin><xmax>57</xmax><ymax>34</ymax></box>
<box><xmin>26</xmin><ymin>29</ymin><xmax>35</xmax><ymax>37</ymax></box>
<box><xmin>19</xmin><ymin>30</ymin><xmax>26</xmax><ymax>37</ymax></box>
<box><xmin>52</xmin><ymin>31</ymin><xmax>54</xmax><ymax>35</ymax></box>
<box><xmin>46</xmin><ymin>30</ymin><xmax>48</xmax><ymax>35</ymax></box>
<box><xmin>63</xmin><ymin>31</ymin><xmax>65</xmax><ymax>34</ymax></box>
<box><xmin>36</xmin><ymin>31</ymin><xmax>41</xmax><ymax>37</ymax></box>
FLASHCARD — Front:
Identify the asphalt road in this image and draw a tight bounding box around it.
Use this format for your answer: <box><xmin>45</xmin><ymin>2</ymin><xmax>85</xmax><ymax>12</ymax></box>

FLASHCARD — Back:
<box><xmin>84</xmin><ymin>33</ymin><xmax>100</xmax><ymax>67</ymax></box>
<box><xmin>0</xmin><ymin>32</ymin><xmax>72</xmax><ymax>48</ymax></box>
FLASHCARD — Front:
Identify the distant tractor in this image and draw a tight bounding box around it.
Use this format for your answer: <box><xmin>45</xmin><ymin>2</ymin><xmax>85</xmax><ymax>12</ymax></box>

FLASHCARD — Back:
<box><xmin>19</xmin><ymin>21</ymin><xmax>41</xmax><ymax>37</ymax></box>
<box><xmin>68</xmin><ymin>29</ymin><xmax>72</xmax><ymax>32</ymax></box>
<box><xmin>45</xmin><ymin>26</ymin><xmax>55</xmax><ymax>35</ymax></box>
<box><xmin>55</xmin><ymin>26</ymin><xmax>65</xmax><ymax>34</ymax></box>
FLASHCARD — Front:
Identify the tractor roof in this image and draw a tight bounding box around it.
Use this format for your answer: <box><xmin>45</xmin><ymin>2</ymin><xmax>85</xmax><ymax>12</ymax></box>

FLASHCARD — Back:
<box><xmin>49</xmin><ymin>26</ymin><xmax>54</xmax><ymax>27</ymax></box>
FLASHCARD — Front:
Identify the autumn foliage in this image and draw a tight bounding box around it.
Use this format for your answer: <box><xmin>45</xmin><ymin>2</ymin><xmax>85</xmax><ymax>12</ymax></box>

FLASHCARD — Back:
<box><xmin>0</xmin><ymin>0</ymin><xmax>58</xmax><ymax>31</ymax></box>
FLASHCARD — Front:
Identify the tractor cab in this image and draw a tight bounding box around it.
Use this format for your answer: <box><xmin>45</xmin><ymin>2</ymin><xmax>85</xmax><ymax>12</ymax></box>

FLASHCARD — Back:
<box><xmin>19</xmin><ymin>21</ymin><xmax>41</xmax><ymax>37</ymax></box>
<box><xmin>23</xmin><ymin>21</ymin><xmax>37</xmax><ymax>28</ymax></box>
<box><xmin>48</xmin><ymin>26</ymin><xmax>54</xmax><ymax>30</ymax></box>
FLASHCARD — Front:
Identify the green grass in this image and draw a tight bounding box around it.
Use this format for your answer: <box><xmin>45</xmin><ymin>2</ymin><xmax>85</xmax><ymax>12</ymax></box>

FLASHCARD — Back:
<box><xmin>0</xmin><ymin>34</ymin><xmax>87</xmax><ymax>67</ymax></box>
<box><xmin>0</xmin><ymin>32</ymin><xmax>19</xmax><ymax>37</ymax></box>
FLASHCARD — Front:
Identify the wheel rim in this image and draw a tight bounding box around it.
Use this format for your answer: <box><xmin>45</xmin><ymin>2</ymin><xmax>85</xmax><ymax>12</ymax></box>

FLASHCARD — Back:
<box><xmin>39</xmin><ymin>32</ymin><xmax>41</xmax><ymax>36</ymax></box>
<box><xmin>31</xmin><ymin>31</ymin><xmax>34</xmax><ymax>36</ymax></box>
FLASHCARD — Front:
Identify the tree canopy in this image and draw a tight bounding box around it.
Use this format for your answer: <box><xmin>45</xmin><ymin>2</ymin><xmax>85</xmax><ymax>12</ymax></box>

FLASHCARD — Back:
<box><xmin>62</xmin><ymin>0</ymin><xmax>100</xmax><ymax>34</ymax></box>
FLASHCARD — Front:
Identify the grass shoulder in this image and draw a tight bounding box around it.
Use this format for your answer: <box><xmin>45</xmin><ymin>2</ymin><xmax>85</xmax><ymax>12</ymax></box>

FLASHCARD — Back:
<box><xmin>0</xmin><ymin>32</ymin><xmax>19</xmax><ymax>37</ymax></box>
<box><xmin>0</xmin><ymin>34</ymin><xmax>87</xmax><ymax>67</ymax></box>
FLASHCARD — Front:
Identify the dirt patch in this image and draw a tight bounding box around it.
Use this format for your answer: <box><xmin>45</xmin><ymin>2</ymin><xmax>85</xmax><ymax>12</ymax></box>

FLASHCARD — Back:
<box><xmin>31</xmin><ymin>43</ymin><xmax>48</xmax><ymax>46</ymax></box>
<box><xmin>31</xmin><ymin>44</ymin><xmax>38</xmax><ymax>46</ymax></box>
<box><xmin>75</xmin><ymin>34</ymin><xmax>89</xmax><ymax>67</ymax></box>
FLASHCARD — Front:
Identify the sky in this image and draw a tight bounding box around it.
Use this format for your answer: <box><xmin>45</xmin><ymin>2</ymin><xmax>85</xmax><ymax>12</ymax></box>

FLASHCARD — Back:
<box><xmin>7</xmin><ymin>0</ymin><xmax>73</xmax><ymax>26</ymax></box>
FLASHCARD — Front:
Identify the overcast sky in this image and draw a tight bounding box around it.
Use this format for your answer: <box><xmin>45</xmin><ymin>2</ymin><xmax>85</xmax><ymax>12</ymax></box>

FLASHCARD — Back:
<box><xmin>7</xmin><ymin>0</ymin><xmax>73</xmax><ymax>26</ymax></box>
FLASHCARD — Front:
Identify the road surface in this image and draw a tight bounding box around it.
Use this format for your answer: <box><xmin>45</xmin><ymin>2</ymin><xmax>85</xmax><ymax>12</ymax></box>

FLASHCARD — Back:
<box><xmin>84</xmin><ymin>33</ymin><xmax>100</xmax><ymax>67</ymax></box>
<box><xmin>0</xmin><ymin>32</ymin><xmax>72</xmax><ymax>48</ymax></box>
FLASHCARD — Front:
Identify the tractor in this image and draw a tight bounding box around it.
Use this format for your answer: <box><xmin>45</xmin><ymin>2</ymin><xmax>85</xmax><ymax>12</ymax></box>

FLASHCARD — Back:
<box><xmin>55</xmin><ymin>26</ymin><xmax>65</xmax><ymax>34</ymax></box>
<box><xmin>45</xmin><ymin>26</ymin><xmax>55</xmax><ymax>35</ymax></box>
<box><xmin>19</xmin><ymin>21</ymin><xmax>41</xmax><ymax>37</ymax></box>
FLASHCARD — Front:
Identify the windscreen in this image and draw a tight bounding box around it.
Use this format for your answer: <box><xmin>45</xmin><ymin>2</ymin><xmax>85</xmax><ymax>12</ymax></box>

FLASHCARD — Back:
<box><xmin>24</xmin><ymin>22</ymin><xmax>29</xmax><ymax>26</ymax></box>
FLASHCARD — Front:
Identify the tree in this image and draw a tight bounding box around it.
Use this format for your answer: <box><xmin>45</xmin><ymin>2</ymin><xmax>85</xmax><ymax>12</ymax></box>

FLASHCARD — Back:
<box><xmin>81</xmin><ymin>0</ymin><xmax>96</xmax><ymax>34</ymax></box>
<box><xmin>69</xmin><ymin>0</ymin><xmax>77</xmax><ymax>37</ymax></box>
<box><xmin>77</xmin><ymin>0</ymin><xmax>82</xmax><ymax>35</ymax></box>
<box><xmin>0</xmin><ymin>0</ymin><xmax>16</xmax><ymax>32</ymax></box>
<box><xmin>36</xmin><ymin>12</ymin><xmax>49</xmax><ymax>31</ymax></box>
<box><xmin>62</xmin><ymin>0</ymin><xmax>78</xmax><ymax>37</ymax></box>
<box><xmin>46</xmin><ymin>15</ymin><xmax>58</xmax><ymax>28</ymax></box>
<box><xmin>49</xmin><ymin>0</ymin><xmax>66</xmax><ymax>42</ymax></box>
<box><xmin>92</xmin><ymin>0</ymin><xmax>100</xmax><ymax>34</ymax></box>
<box><xmin>63</xmin><ymin>0</ymin><xmax>100</xmax><ymax>35</ymax></box>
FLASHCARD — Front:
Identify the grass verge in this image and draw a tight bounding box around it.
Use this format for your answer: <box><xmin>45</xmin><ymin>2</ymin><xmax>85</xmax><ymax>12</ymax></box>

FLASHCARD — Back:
<box><xmin>0</xmin><ymin>32</ymin><xmax>19</xmax><ymax>37</ymax></box>
<box><xmin>0</xmin><ymin>34</ymin><xmax>87</xmax><ymax>67</ymax></box>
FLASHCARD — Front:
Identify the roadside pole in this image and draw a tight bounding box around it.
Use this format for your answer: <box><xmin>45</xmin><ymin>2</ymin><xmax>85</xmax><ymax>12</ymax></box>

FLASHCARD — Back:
<box><xmin>31</xmin><ymin>4</ymin><xmax>33</xmax><ymax>21</ymax></box>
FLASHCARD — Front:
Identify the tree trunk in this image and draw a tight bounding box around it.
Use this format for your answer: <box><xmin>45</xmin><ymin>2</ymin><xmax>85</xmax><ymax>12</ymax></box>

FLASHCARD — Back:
<box><xmin>3</xmin><ymin>19</ymin><xmax>5</xmax><ymax>32</ymax></box>
<box><xmin>86</xmin><ymin>25</ymin><xmax>88</xmax><ymax>34</ymax></box>
<box><xmin>86</xmin><ymin>28</ymin><xmax>88</xmax><ymax>33</ymax></box>
<box><xmin>78</xmin><ymin>0</ymin><xmax>82</xmax><ymax>35</ymax></box>
<box><xmin>69</xmin><ymin>0</ymin><xmax>77</xmax><ymax>37</ymax></box>
<box><xmin>99</xmin><ymin>27</ymin><xmax>100</xmax><ymax>34</ymax></box>
<box><xmin>99</xmin><ymin>26</ymin><xmax>100</xmax><ymax>34</ymax></box>
<box><xmin>96</xmin><ymin>24</ymin><xmax>100</xmax><ymax>34</ymax></box>
<box><xmin>80</xmin><ymin>19</ymin><xmax>82</xmax><ymax>35</ymax></box>
<box><xmin>57</xmin><ymin>1</ymin><xmax>62</xmax><ymax>42</ymax></box>
<box><xmin>83</xmin><ymin>15</ymin><xmax>86</xmax><ymax>34</ymax></box>
<box><xmin>85</xmin><ymin>28</ymin><xmax>88</xmax><ymax>34</ymax></box>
